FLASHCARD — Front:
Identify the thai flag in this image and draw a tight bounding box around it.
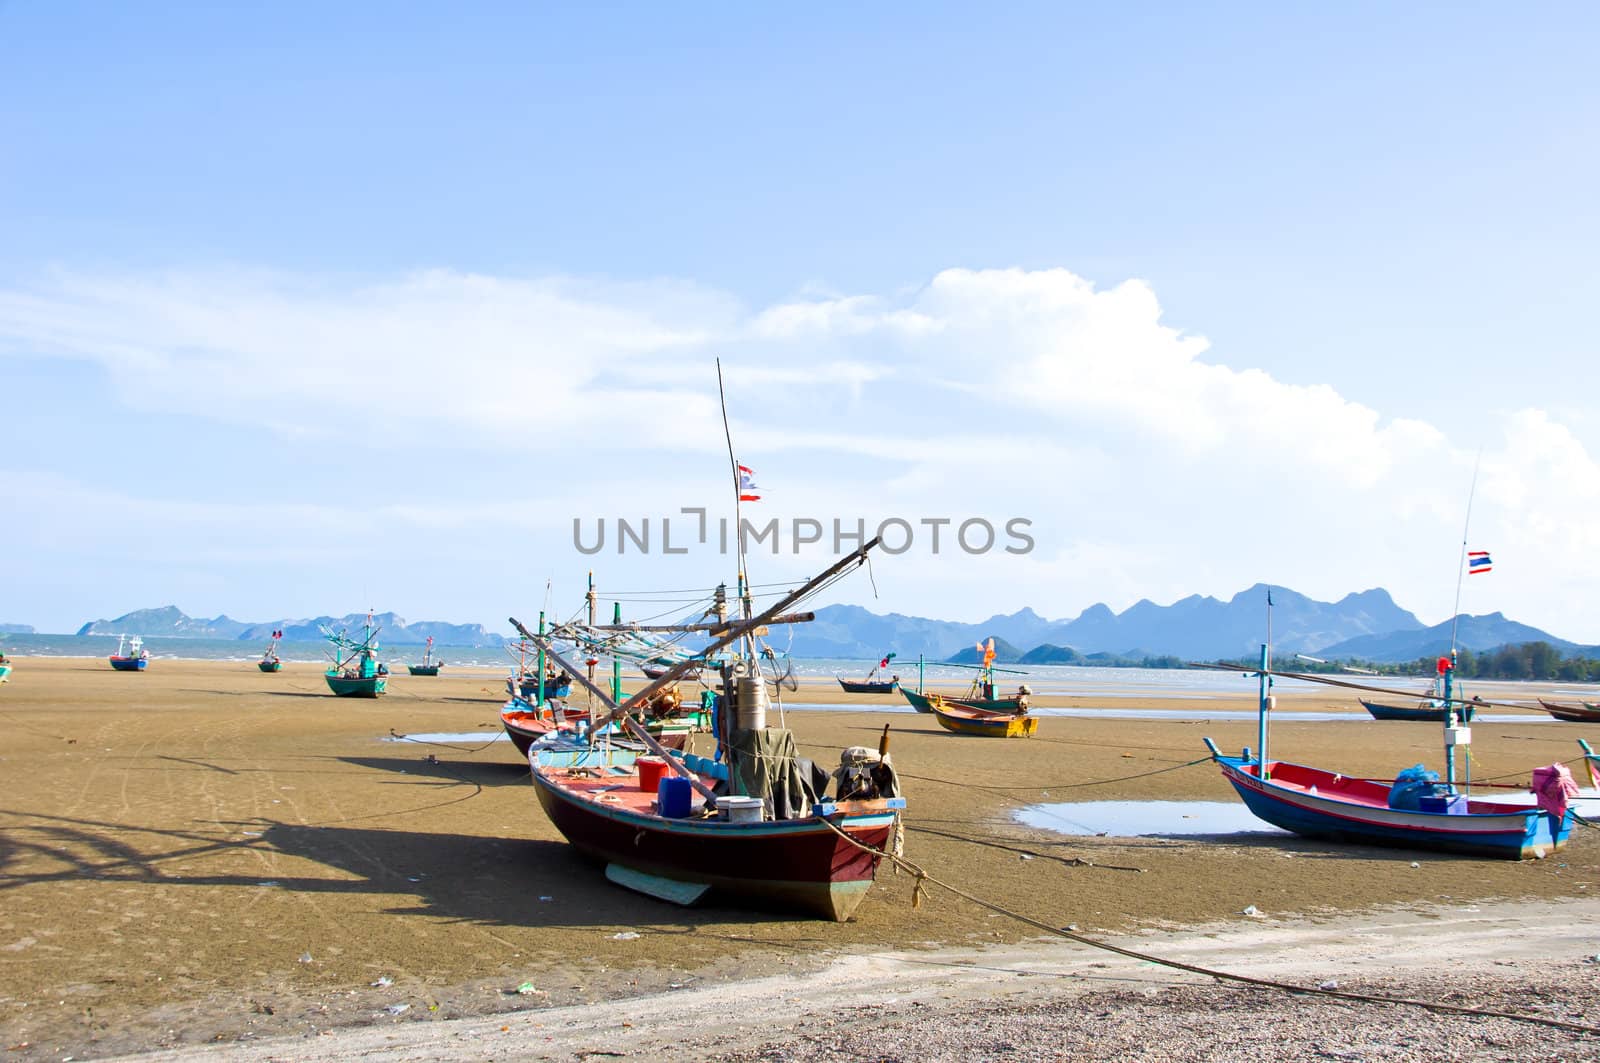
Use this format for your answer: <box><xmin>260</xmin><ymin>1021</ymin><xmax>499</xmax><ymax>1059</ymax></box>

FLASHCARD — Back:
<box><xmin>1468</xmin><ymin>551</ymin><xmax>1492</xmax><ymax>575</ymax></box>
<box><xmin>738</xmin><ymin>464</ymin><xmax>761</xmax><ymax>502</ymax></box>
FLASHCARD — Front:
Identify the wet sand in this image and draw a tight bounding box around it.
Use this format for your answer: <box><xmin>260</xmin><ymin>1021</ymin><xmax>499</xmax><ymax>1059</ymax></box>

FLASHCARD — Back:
<box><xmin>1</xmin><ymin>658</ymin><xmax>1597</xmax><ymax>1060</ymax></box>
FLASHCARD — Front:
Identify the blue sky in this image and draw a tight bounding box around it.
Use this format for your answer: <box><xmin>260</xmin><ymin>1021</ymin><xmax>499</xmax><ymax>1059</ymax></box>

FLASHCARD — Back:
<box><xmin>4</xmin><ymin>3</ymin><xmax>1599</xmax><ymax>642</ymax></box>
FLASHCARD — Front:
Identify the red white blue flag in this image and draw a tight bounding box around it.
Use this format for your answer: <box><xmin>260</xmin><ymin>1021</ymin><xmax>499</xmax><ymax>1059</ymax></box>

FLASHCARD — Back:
<box><xmin>738</xmin><ymin>464</ymin><xmax>761</xmax><ymax>502</ymax></box>
<box><xmin>1468</xmin><ymin>550</ymin><xmax>1492</xmax><ymax>575</ymax></box>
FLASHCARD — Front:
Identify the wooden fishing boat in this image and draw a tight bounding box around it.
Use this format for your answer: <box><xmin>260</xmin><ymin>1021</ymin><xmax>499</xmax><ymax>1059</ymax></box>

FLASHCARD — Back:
<box><xmin>1360</xmin><ymin>698</ymin><xmax>1477</xmax><ymax>723</ymax></box>
<box><xmin>530</xmin><ymin>744</ymin><xmax>900</xmax><ymax>920</ymax></box>
<box><xmin>900</xmin><ymin>687</ymin><xmax>1025</xmax><ymax>714</ymax></box>
<box><xmin>1205</xmin><ymin>593</ymin><xmax>1576</xmax><ymax>860</ymax></box>
<box><xmin>838</xmin><ymin>653</ymin><xmax>899</xmax><ymax>694</ymax></box>
<box><xmin>1540</xmin><ymin>698</ymin><xmax>1600</xmax><ymax>723</ymax></box>
<box><xmin>257</xmin><ymin>630</ymin><xmax>283</xmax><ymax>673</ymax></box>
<box><xmin>925</xmin><ymin>695</ymin><xmax>1038</xmax><ymax>738</ymax></box>
<box><xmin>109</xmin><ymin>634</ymin><xmax>149</xmax><ymax>671</ymax></box>
<box><xmin>1205</xmin><ymin>748</ymin><xmax>1571</xmax><ymax>859</ymax></box>
<box><xmin>838</xmin><ymin>677</ymin><xmax>898</xmax><ymax>694</ymax></box>
<box><xmin>0</xmin><ymin>654</ymin><xmax>11</xmax><ymax>683</ymax></box>
<box><xmin>322</xmin><ymin>614</ymin><xmax>387</xmax><ymax>697</ymax></box>
<box><xmin>513</xmin><ymin>373</ymin><xmax>905</xmax><ymax>919</ymax></box>
<box><xmin>407</xmin><ymin>636</ymin><xmax>443</xmax><ymax>676</ymax></box>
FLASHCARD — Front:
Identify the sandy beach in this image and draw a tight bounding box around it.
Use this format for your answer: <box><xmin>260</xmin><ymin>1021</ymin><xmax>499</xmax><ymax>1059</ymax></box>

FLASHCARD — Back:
<box><xmin>2</xmin><ymin>658</ymin><xmax>1598</xmax><ymax>1060</ymax></box>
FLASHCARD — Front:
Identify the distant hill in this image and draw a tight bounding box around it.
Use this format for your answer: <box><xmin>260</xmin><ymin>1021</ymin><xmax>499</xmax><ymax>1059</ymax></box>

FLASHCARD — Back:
<box><xmin>76</xmin><ymin>606</ymin><xmax>505</xmax><ymax>647</ymax></box>
<box><xmin>0</xmin><ymin>623</ymin><xmax>35</xmax><ymax>635</ymax></box>
<box><xmin>1316</xmin><ymin>612</ymin><xmax>1578</xmax><ymax>663</ymax></box>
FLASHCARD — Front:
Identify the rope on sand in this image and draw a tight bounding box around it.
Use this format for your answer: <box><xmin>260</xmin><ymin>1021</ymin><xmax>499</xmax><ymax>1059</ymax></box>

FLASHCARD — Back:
<box><xmin>821</xmin><ymin>818</ymin><xmax>1600</xmax><ymax>1036</ymax></box>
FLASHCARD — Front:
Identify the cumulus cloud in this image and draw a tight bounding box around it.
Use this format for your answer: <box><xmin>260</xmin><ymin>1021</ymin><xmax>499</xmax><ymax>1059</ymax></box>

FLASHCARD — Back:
<box><xmin>3</xmin><ymin>265</ymin><xmax>1598</xmax><ymax>640</ymax></box>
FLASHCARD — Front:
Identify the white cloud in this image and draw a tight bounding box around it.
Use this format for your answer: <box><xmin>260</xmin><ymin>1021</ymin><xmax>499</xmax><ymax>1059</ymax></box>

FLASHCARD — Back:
<box><xmin>4</xmin><ymin>265</ymin><xmax>1600</xmax><ymax>642</ymax></box>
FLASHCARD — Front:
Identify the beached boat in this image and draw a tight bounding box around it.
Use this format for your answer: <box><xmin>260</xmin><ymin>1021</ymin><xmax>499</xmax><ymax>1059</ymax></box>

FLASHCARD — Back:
<box><xmin>1360</xmin><ymin>697</ymin><xmax>1478</xmax><ymax>723</ymax></box>
<box><xmin>1205</xmin><ymin>748</ymin><xmax>1572</xmax><ymax>859</ymax></box>
<box><xmin>321</xmin><ymin>614</ymin><xmax>387</xmax><ymax>697</ymax></box>
<box><xmin>838</xmin><ymin>652</ymin><xmax>899</xmax><ymax>694</ymax></box>
<box><xmin>901</xmin><ymin>687</ymin><xmax>1027</xmax><ymax>714</ymax></box>
<box><xmin>1204</xmin><ymin>587</ymin><xmax>1576</xmax><ymax>860</ymax></box>
<box><xmin>0</xmin><ymin>653</ymin><xmax>11</xmax><ymax>683</ymax></box>
<box><xmin>109</xmin><ymin>634</ymin><xmax>150</xmax><ymax>671</ymax></box>
<box><xmin>1541</xmin><ymin>699</ymin><xmax>1600</xmax><ymax>723</ymax></box>
<box><xmin>838</xmin><ymin>677</ymin><xmax>898</xmax><ymax>694</ymax></box>
<box><xmin>925</xmin><ymin>695</ymin><xmax>1038</xmax><ymax>738</ymax></box>
<box><xmin>900</xmin><ymin>639</ymin><xmax>1030</xmax><ymax>713</ymax></box>
<box><xmin>257</xmin><ymin>630</ymin><xmax>283</xmax><ymax>673</ymax></box>
<box><xmin>513</xmin><ymin>366</ymin><xmax>906</xmax><ymax>920</ymax></box>
<box><xmin>407</xmin><ymin>636</ymin><xmax>443</xmax><ymax>676</ymax></box>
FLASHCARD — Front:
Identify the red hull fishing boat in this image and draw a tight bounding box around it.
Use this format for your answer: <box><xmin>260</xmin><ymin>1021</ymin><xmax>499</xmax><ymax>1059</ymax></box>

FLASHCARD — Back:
<box><xmin>511</xmin><ymin>365</ymin><xmax>906</xmax><ymax>920</ymax></box>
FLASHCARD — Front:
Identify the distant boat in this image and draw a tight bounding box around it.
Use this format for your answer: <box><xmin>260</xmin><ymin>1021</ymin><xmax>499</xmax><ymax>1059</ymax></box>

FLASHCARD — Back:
<box><xmin>837</xmin><ymin>652</ymin><xmax>899</xmax><ymax>694</ymax></box>
<box><xmin>109</xmin><ymin>634</ymin><xmax>150</xmax><ymax>672</ymax></box>
<box><xmin>1360</xmin><ymin>698</ymin><xmax>1479</xmax><ymax>723</ymax></box>
<box><xmin>407</xmin><ymin>636</ymin><xmax>443</xmax><ymax>676</ymax></box>
<box><xmin>0</xmin><ymin>652</ymin><xmax>11</xmax><ymax>684</ymax></box>
<box><xmin>1541</xmin><ymin>698</ymin><xmax>1600</xmax><ymax>723</ymax></box>
<box><xmin>258</xmin><ymin>630</ymin><xmax>283</xmax><ymax>673</ymax></box>
<box><xmin>901</xmin><ymin>639</ymin><xmax>1030</xmax><ymax>713</ymax></box>
<box><xmin>924</xmin><ymin>695</ymin><xmax>1038</xmax><ymax>738</ymax></box>
<box><xmin>322</xmin><ymin>614</ymin><xmax>387</xmax><ymax>697</ymax></box>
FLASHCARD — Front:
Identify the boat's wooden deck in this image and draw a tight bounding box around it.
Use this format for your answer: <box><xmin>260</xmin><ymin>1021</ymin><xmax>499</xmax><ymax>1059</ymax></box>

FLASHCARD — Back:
<box><xmin>545</xmin><ymin>764</ymin><xmax>686</xmax><ymax>815</ymax></box>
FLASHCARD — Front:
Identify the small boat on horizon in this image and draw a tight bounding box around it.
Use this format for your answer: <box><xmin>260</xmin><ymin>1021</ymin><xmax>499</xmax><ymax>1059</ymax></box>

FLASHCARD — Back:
<box><xmin>322</xmin><ymin>614</ymin><xmax>387</xmax><ymax>697</ymax></box>
<box><xmin>258</xmin><ymin>630</ymin><xmax>283</xmax><ymax>673</ymax></box>
<box><xmin>109</xmin><ymin>634</ymin><xmax>150</xmax><ymax>672</ymax></box>
<box><xmin>406</xmin><ymin>636</ymin><xmax>443</xmax><ymax>676</ymax></box>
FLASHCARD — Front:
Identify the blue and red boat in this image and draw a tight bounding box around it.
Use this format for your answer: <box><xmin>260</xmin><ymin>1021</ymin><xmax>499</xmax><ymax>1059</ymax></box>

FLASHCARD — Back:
<box><xmin>109</xmin><ymin>634</ymin><xmax>149</xmax><ymax>671</ymax></box>
<box><xmin>1204</xmin><ymin>638</ymin><xmax>1575</xmax><ymax>860</ymax></box>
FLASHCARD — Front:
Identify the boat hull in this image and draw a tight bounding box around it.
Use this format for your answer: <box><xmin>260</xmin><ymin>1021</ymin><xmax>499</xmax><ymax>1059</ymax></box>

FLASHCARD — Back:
<box><xmin>258</xmin><ymin>660</ymin><xmax>282</xmax><ymax>673</ymax></box>
<box><xmin>1214</xmin><ymin>754</ymin><xmax>1569</xmax><ymax>859</ymax></box>
<box><xmin>838</xmin><ymin>678</ymin><xmax>899</xmax><ymax>695</ymax></box>
<box><xmin>530</xmin><ymin>751</ymin><xmax>895</xmax><ymax>921</ymax></box>
<box><xmin>325</xmin><ymin>673</ymin><xmax>386</xmax><ymax>697</ymax></box>
<box><xmin>1359</xmin><ymin>699</ymin><xmax>1474</xmax><ymax>723</ymax></box>
<box><xmin>1541</xmin><ymin>699</ymin><xmax>1600</xmax><ymax>723</ymax></box>
<box><xmin>109</xmin><ymin>657</ymin><xmax>147</xmax><ymax>672</ymax></box>
<box><xmin>0</xmin><ymin>663</ymin><xmax>11</xmax><ymax>683</ymax></box>
<box><xmin>407</xmin><ymin>665</ymin><xmax>442</xmax><ymax>676</ymax></box>
<box><xmin>900</xmin><ymin>688</ymin><xmax>1022</xmax><ymax>714</ymax></box>
<box><xmin>928</xmin><ymin>701</ymin><xmax>1038</xmax><ymax>738</ymax></box>
<box><xmin>502</xmin><ymin>708</ymin><xmax>556</xmax><ymax>755</ymax></box>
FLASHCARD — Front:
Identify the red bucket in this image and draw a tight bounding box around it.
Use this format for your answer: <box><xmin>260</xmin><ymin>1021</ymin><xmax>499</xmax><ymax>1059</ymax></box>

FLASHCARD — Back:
<box><xmin>637</xmin><ymin>755</ymin><xmax>668</xmax><ymax>793</ymax></box>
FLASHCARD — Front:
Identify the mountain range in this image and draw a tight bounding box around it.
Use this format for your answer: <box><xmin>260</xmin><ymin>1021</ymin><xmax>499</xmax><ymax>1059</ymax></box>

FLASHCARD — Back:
<box><xmin>62</xmin><ymin>587</ymin><xmax>1591</xmax><ymax>663</ymax></box>
<box><xmin>791</xmin><ymin>584</ymin><xmax>1588</xmax><ymax>664</ymax></box>
<box><xmin>75</xmin><ymin>606</ymin><xmax>503</xmax><ymax>647</ymax></box>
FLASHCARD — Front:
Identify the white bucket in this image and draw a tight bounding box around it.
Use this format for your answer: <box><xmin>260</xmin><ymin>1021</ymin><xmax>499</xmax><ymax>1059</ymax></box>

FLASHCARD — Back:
<box><xmin>720</xmin><ymin>795</ymin><xmax>764</xmax><ymax>823</ymax></box>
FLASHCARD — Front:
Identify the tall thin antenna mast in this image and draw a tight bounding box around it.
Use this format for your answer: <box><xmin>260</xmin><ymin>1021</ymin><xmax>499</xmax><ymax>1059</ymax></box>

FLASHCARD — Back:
<box><xmin>715</xmin><ymin>359</ymin><xmax>756</xmax><ymax>658</ymax></box>
<box><xmin>1448</xmin><ymin>448</ymin><xmax>1485</xmax><ymax>656</ymax></box>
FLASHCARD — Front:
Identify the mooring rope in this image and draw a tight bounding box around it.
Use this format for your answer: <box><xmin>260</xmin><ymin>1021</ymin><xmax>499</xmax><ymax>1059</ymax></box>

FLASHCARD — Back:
<box><xmin>820</xmin><ymin>818</ymin><xmax>1600</xmax><ymax>1035</ymax></box>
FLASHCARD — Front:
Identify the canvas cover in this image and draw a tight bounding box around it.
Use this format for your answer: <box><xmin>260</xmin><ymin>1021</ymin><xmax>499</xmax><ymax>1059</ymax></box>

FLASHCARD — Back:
<box><xmin>729</xmin><ymin>727</ymin><xmax>817</xmax><ymax>820</ymax></box>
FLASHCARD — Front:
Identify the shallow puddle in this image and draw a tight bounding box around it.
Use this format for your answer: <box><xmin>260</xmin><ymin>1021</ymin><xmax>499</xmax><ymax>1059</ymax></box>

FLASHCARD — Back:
<box><xmin>1016</xmin><ymin>800</ymin><xmax>1288</xmax><ymax>837</ymax></box>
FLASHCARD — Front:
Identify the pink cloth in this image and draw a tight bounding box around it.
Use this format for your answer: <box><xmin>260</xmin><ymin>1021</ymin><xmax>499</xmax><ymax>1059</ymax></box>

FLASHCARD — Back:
<box><xmin>1532</xmin><ymin>763</ymin><xmax>1581</xmax><ymax>820</ymax></box>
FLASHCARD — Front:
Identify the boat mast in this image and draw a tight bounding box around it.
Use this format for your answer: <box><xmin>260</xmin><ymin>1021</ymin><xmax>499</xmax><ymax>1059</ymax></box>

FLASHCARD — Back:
<box><xmin>1257</xmin><ymin>586</ymin><xmax>1273</xmax><ymax>780</ymax></box>
<box><xmin>716</xmin><ymin>359</ymin><xmax>757</xmax><ymax>661</ymax></box>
